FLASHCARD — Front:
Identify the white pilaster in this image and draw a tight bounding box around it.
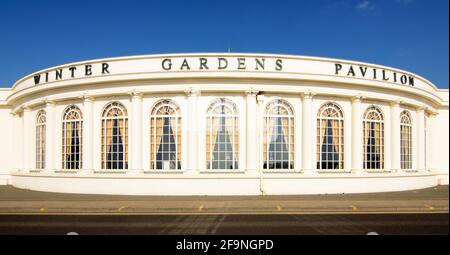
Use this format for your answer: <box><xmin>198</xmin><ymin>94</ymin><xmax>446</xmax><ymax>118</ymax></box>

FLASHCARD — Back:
<box><xmin>22</xmin><ymin>106</ymin><xmax>32</xmax><ymax>171</ymax></box>
<box><xmin>10</xmin><ymin>112</ymin><xmax>16</xmax><ymax>171</ymax></box>
<box><xmin>427</xmin><ymin>112</ymin><xmax>437</xmax><ymax>172</ymax></box>
<box><xmin>424</xmin><ymin>114</ymin><xmax>432</xmax><ymax>171</ymax></box>
<box><xmin>45</xmin><ymin>100</ymin><xmax>56</xmax><ymax>172</ymax></box>
<box><xmin>416</xmin><ymin>106</ymin><xmax>426</xmax><ymax>172</ymax></box>
<box><xmin>351</xmin><ymin>96</ymin><xmax>363</xmax><ymax>173</ymax></box>
<box><xmin>82</xmin><ymin>96</ymin><xmax>94</xmax><ymax>173</ymax></box>
<box><xmin>302</xmin><ymin>92</ymin><xmax>315</xmax><ymax>174</ymax></box>
<box><xmin>245</xmin><ymin>88</ymin><xmax>259</xmax><ymax>173</ymax></box>
<box><xmin>390</xmin><ymin>100</ymin><xmax>401</xmax><ymax>172</ymax></box>
<box><xmin>11</xmin><ymin>112</ymin><xmax>19</xmax><ymax>171</ymax></box>
<box><xmin>185</xmin><ymin>88</ymin><xmax>200</xmax><ymax>173</ymax></box>
<box><xmin>257</xmin><ymin>94</ymin><xmax>265</xmax><ymax>171</ymax></box>
<box><xmin>131</xmin><ymin>91</ymin><xmax>143</xmax><ymax>173</ymax></box>
<box><xmin>425</xmin><ymin>113</ymin><xmax>432</xmax><ymax>171</ymax></box>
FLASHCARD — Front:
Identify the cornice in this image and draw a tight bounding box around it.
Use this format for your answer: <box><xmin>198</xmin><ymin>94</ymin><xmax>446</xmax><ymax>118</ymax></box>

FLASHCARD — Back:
<box><xmin>6</xmin><ymin>53</ymin><xmax>441</xmax><ymax>89</ymax></box>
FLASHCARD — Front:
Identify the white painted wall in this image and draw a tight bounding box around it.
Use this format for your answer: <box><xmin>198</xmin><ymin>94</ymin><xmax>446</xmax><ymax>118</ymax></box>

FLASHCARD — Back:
<box><xmin>430</xmin><ymin>109</ymin><xmax>449</xmax><ymax>184</ymax></box>
<box><xmin>0</xmin><ymin>53</ymin><xmax>447</xmax><ymax>195</ymax></box>
<box><xmin>0</xmin><ymin>108</ymin><xmax>13</xmax><ymax>184</ymax></box>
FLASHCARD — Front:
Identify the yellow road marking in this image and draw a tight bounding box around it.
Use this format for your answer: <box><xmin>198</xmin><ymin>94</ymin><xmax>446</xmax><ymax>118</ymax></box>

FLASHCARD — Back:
<box><xmin>277</xmin><ymin>206</ymin><xmax>282</xmax><ymax>212</ymax></box>
<box><xmin>39</xmin><ymin>208</ymin><xmax>45</xmax><ymax>213</ymax></box>
<box><xmin>118</xmin><ymin>206</ymin><xmax>126</xmax><ymax>212</ymax></box>
<box><xmin>198</xmin><ymin>205</ymin><xmax>204</xmax><ymax>212</ymax></box>
<box><xmin>350</xmin><ymin>205</ymin><xmax>358</xmax><ymax>211</ymax></box>
<box><xmin>425</xmin><ymin>204</ymin><xmax>434</xmax><ymax>211</ymax></box>
<box><xmin>2</xmin><ymin>211</ymin><xmax>448</xmax><ymax>216</ymax></box>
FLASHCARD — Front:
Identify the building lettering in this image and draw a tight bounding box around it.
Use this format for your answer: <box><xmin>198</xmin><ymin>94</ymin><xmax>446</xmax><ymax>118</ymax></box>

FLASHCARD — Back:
<box><xmin>334</xmin><ymin>63</ymin><xmax>414</xmax><ymax>86</ymax></box>
<box><xmin>31</xmin><ymin>58</ymin><xmax>415</xmax><ymax>87</ymax></box>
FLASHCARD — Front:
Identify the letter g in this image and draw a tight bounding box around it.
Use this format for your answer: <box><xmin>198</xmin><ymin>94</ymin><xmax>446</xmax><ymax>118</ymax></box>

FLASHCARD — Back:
<box><xmin>162</xmin><ymin>59</ymin><xmax>172</xmax><ymax>70</ymax></box>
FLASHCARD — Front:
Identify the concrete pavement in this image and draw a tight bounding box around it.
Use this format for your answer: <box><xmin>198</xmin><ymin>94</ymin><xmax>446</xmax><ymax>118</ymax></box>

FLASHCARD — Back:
<box><xmin>0</xmin><ymin>185</ymin><xmax>448</xmax><ymax>215</ymax></box>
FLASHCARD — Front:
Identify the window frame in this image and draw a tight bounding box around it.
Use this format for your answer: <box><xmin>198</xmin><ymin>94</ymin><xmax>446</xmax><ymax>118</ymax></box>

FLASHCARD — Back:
<box><xmin>400</xmin><ymin>110</ymin><xmax>413</xmax><ymax>171</ymax></box>
<box><xmin>316</xmin><ymin>102</ymin><xmax>345</xmax><ymax>171</ymax></box>
<box><xmin>35</xmin><ymin>110</ymin><xmax>46</xmax><ymax>170</ymax></box>
<box><xmin>149</xmin><ymin>99</ymin><xmax>182</xmax><ymax>171</ymax></box>
<box><xmin>363</xmin><ymin>105</ymin><xmax>385</xmax><ymax>171</ymax></box>
<box><xmin>101</xmin><ymin>102</ymin><xmax>129</xmax><ymax>171</ymax></box>
<box><xmin>61</xmin><ymin>105</ymin><xmax>83</xmax><ymax>171</ymax></box>
<box><xmin>205</xmin><ymin>98</ymin><xmax>239</xmax><ymax>171</ymax></box>
<box><xmin>263</xmin><ymin>99</ymin><xmax>295</xmax><ymax>171</ymax></box>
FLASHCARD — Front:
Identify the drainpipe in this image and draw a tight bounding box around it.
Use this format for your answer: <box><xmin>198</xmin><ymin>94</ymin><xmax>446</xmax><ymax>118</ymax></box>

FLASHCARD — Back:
<box><xmin>259</xmin><ymin>165</ymin><xmax>265</xmax><ymax>196</ymax></box>
<box><xmin>257</xmin><ymin>94</ymin><xmax>265</xmax><ymax>196</ymax></box>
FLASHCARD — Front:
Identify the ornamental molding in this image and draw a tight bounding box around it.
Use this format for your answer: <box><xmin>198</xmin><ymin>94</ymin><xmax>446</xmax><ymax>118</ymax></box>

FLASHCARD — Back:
<box><xmin>302</xmin><ymin>90</ymin><xmax>316</xmax><ymax>99</ymax></box>
<box><xmin>245</xmin><ymin>88</ymin><xmax>259</xmax><ymax>97</ymax></box>
<box><xmin>184</xmin><ymin>87</ymin><xmax>201</xmax><ymax>97</ymax></box>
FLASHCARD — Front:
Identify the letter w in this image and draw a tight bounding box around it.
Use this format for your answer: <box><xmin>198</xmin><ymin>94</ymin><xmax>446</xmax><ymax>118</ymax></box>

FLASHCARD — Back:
<box><xmin>34</xmin><ymin>75</ymin><xmax>41</xmax><ymax>85</ymax></box>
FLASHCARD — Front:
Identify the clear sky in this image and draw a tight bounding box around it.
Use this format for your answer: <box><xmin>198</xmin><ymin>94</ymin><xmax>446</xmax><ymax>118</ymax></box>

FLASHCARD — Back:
<box><xmin>0</xmin><ymin>0</ymin><xmax>448</xmax><ymax>88</ymax></box>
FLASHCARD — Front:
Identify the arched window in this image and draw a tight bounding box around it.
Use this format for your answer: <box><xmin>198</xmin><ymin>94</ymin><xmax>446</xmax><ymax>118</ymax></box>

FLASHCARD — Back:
<box><xmin>36</xmin><ymin>110</ymin><xmax>46</xmax><ymax>170</ymax></box>
<box><xmin>150</xmin><ymin>100</ymin><xmax>182</xmax><ymax>170</ymax></box>
<box><xmin>316</xmin><ymin>102</ymin><xmax>344</xmax><ymax>170</ymax></box>
<box><xmin>263</xmin><ymin>99</ymin><xmax>295</xmax><ymax>170</ymax></box>
<box><xmin>363</xmin><ymin>106</ymin><xmax>385</xmax><ymax>170</ymax></box>
<box><xmin>62</xmin><ymin>105</ymin><xmax>83</xmax><ymax>170</ymax></box>
<box><xmin>101</xmin><ymin>102</ymin><xmax>128</xmax><ymax>170</ymax></box>
<box><xmin>206</xmin><ymin>98</ymin><xmax>239</xmax><ymax>170</ymax></box>
<box><xmin>400</xmin><ymin>110</ymin><xmax>413</xmax><ymax>170</ymax></box>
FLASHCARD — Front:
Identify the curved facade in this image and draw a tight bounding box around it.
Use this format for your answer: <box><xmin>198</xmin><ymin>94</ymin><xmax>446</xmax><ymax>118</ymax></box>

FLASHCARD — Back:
<box><xmin>0</xmin><ymin>53</ymin><xmax>448</xmax><ymax>195</ymax></box>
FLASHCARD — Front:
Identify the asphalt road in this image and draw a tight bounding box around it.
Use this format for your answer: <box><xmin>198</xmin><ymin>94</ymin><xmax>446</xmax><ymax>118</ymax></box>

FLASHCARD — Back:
<box><xmin>0</xmin><ymin>213</ymin><xmax>447</xmax><ymax>235</ymax></box>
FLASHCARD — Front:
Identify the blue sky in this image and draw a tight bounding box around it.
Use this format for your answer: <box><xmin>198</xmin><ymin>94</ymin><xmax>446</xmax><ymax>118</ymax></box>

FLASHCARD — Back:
<box><xmin>0</xmin><ymin>0</ymin><xmax>448</xmax><ymax>88</ymax></box>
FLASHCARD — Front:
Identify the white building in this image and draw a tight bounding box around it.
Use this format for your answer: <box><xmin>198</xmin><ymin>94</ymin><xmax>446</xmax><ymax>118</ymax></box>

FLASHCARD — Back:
<box><xmin>0</xmin><ymin>53</ymin><xmax>448</xmax><ymax>195</ymax></box>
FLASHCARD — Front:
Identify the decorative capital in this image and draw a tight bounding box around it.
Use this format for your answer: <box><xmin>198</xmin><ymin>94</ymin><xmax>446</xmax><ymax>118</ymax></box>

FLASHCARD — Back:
<box><xmin>128</xmin><ymin>90</ymin><xmax>143</xmax><ymax>98</ymax></box>
<box><xmin>256</xmin><ymin>94</ymin><xmax>265</xmax><ymax>104</ymax></box>
<box><xmin>428</xmin><ymin>108</ymin><xmax>438</xmax><ymax>116</ymax></box>
<box><xmin>416</xmin><ymin>105</ymin><xmax>426</xmax><ymax>112</ymax></box>
<box><xmin>184</xmin><ymin>87</ymin><xmax>201</xmax><ymax>97</ymax></box>
<box><xmin>302</xmin><ymin>90</ymin><xmax>316</xmax><ymax>99</ymax></box>
<box><xmin>390</xmin><ymin>99</ymin><xmax>402</xmax><ymax>107</ymax></box>
<box><xmin>22</xmin><ymin>105</ymin><xmax>31</xmax><ymax>112</ymax></box>
<box><xmin>83</xmin><ymin>96</ymin><xmax>95</xmax><ymax>103</ymax></box>
<box><xmin>351</xmin><ymin>94</ymin><xmax>365</xmax><ymax>102</ymax></box>
<box><xmin>43</xmin><ymin>98</ymin><xmax>56</xmax><ymax>106</ymax></box>
<box><xmin>427</xmin><ymin>106</ymin><xmax>439</xmax><ymax>115</ymax></box>
<box><xmin>245</xmin><ymin>88</ymin><xmax>259</xmax><ymax>97</ymax></box>
<box><xmin>78</xmin><ymin>92</ymin><xmax>95</xmax><ymax>102</ymax></box>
